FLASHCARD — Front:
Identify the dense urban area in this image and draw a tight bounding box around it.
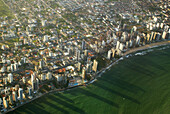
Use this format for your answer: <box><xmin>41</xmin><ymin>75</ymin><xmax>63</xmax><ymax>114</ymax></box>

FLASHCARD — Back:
<box><xmin>0</xmin><ymin>0</ymin><xmax>169</xmax><ymax>113</ymax></box>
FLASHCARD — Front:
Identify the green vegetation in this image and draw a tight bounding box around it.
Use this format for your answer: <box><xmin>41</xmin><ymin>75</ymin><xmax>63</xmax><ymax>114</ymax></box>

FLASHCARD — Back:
<box><xmin>10</xmin><ymin>46</ymin><xmax>170</xmax><ymax>114</ymax></box>
<box><xmin>0</xmin><ymin>0</ymin><xmax>14</xmax><ymax>19</ymax></box>
<box><xmin>39</xmin><ymin>84</ymin><xmax>51</xmax><ymax>93</ymax></box>
<box><xmin>95</xmin><ymin>56</ymin><xmax>110</xmax><ymax>71</ymax></box>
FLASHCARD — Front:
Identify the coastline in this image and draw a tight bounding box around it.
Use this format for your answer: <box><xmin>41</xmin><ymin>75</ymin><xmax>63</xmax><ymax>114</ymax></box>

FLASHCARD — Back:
<box><xmin>123</xmin><ymin>40</ymin><xmax>170</xmax><ymax>56</ymax></box>
<box><xmin>5</xmin><ymin>40</ymin><xmax>170</xmax><ymax>114</ymax></box>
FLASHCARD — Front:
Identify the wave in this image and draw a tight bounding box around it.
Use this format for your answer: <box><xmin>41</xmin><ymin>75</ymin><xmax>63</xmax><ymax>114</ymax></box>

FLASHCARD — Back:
<box><xmin>135</xmin><ymin>52</ymin><xmax>146</xmax><ymax>56</ymax></box>
<box><xmin>119</xmin><ymin>57</ymin><xmax>124</xmax><ymax>61</ymax></box>
<box><xmin>134</xmin><ymin>45</ymin><xmax>169</xmax><ymax>56</ymax></box>
<box><xmin>150</xmin><ymin>45</ymin><xmax>160</xmax><ymax>48</ymax></box>
<box><xmin>158</xmin><ymin>45</ymin><xmax>170</xmax><ymax>50</ymax></box>
<box><xmin>87</xmin><ymin>79</ymin><xmax>97</xmax><ymax>85</ymax></box>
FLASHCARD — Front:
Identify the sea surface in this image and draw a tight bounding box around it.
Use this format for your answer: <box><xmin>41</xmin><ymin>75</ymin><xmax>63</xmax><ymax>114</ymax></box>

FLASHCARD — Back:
<box><xmin>10</xmin><ymin>44</ymin><xmax>170</xmax><ymax>114</ymax></box>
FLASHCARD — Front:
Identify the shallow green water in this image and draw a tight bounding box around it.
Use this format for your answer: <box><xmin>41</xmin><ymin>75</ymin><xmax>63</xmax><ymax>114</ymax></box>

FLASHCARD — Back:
<box><xmin>10</xmin><ymin>45</ymin><xmax>170</xmax><ymax>114</ymax></box>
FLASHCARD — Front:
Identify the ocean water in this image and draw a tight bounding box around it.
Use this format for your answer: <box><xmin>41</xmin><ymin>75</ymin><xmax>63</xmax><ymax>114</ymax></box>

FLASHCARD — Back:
<box><xmin>11</xmin><ymin>45</ymin><xmax>170</xmax><ymax>114</ymax></box>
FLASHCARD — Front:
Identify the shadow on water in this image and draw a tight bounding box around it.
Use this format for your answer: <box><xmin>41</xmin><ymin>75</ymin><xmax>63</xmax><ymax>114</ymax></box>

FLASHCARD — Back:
<box><xmin>93</xmin><ymin>82</ymin><xmax>140</xmax><ymax>104</ymax></box>
<box><xmin>127</xmin><ymin>62</ymin><xmax>155</xmax><ymax>77</ymax></box>
<box><xmin>49</xmin><ymin>95</ymin><xmax>85</xmax><ymax>114</ymax></box>
<box><xmin>101</xmin><ymin>76</ymin><xmax>145</xmax><ymax>94</ymax></box>
<box><xmin>57</xmin><ymin>93</ymin><xmax>74</xmax><ymax>103</ymax></box>
<box><xmin>13</xmin><ymin>102</ymin><xmax>50</xmax><ymax>114</ymax></box>
<box><xmin>41</xmin><ymin>98</ymin><xmax>69</xmax><ymax>114</ymax></box>
<box><xmin>140</xmin><ymin>56</ymin><xmax>168</xmax><ymax>72</ymax></box>
<box><xmin>77</xmin><ymin>88</ymin><xmax>119</xmax><ymax>108</ymax></box>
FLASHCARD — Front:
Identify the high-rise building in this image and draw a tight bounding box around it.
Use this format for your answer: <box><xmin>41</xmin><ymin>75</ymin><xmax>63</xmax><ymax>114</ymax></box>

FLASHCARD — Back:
<box><xmin>9</xmin><ymin>94</ymin><xmax>13</xmax><ymax>105</ymax></box>
<box><xmin>160</xmin><ymin>23</ymin><xmax>164</xmax><ymax>28</ymax></box>
<box><xmin>41</xmin><ymin>20</ymin><xmax>47</xmax><ymax>26</ymax></box>
<box><xmin>86</xmin><ymin>62</ymin><xmax>92</xmax><ymax>73</ymax></box>
<box><xmin>32</xmin><ymin>77</ymin><xmax>39</xmax><ymax>91</ymax></box>
<box><xmin>156</xmin><ymin>33</ymin><xmax>161</xmax><ymax>41</ymax></box>
<box><xmin>41</xmin><ymin>74</ymin><xmax>46</xmax><ymax>81</ymax></box>
<box><xmin>129</xmin><ymin>40</ymin><xmax>133</xmax><ymax>48</ymax></box>
<box><xmin>70</xmin><ymin>47</ymin><xmax>74</xmax><ymax>55</ymax></box>
<box><xmin>23</xmin><ymin>76</ymin><xmax>26</xmax><ymax>83</ymax></box>
<box><xmin>8</xmin><ymin>73</ymin><xmax>13</xmax><ymax>83</ymax></box>
<box><xmin>1</xmin><ymin>66</ymin><xmax>5</xmax><ymax>72</ymax></box>
<box><xmin>92</xmin><ymin>60</ymin><xmax>98</xmax><ymax>72</ymax></box>
<box><xmin>36</xmin><ymin>78</ymin><xmax>39</xmax><ymax>90</ymax></box>
<box><xmin>4</xmin><ymin>78</ymin><xmax>8</xmax><ymax>85</ymax></box>
<box><xmin>123</xmin><ymin>24</ymin><xmax>127</xmax><ymax>29</ymax></box>
<box><xmin>116</xmin><ymin>49</ymin><xmax>122</xmax><ymax>56</ymax></box>
<box><xmin>14</xmin><ymin>63</ymin><xmax>18</xmax><ymax>71</ymax></box>
<box><xmin>122</xmin><ymin>32</ymin><xmax>128</xmax><ymax>41</ymax></box>
<box><xmin>67</xmin><ymin>48</ymin><xmax>71</xmax><ymax>55</ymax></box>
<box><xmin>49</xmin><ymin>52</ymin><xmax>53</xmax><ymax>57</ymax></box>
<box><xmin>107</xmin><ymin>50</ymin><xmax>112</xmax><ymax>59</ymax></box>
<box><xmin>7</xmin><ymin>66</ymin><xmax>11</xmax><ymax>72</ymax></box>
<box><xmin>162</xmin><ymin>31</ymin><xmax>167</xmax><ymax>39</ymax></box>
<box><xmin>136</xmin><ymin>36</ymin><xmax>141</xmax><ymax>45</ymax></box>
<box><xmin>153</xmin><ymin>32</ymin><xmax>157</xmax><ymax>40</ymax></box>
<box><xmin>18</xmin><ymin>88</ymin><xmax>23</xmax><ymax>100</ymax></box>
<box><xmin>31</xmin><ymin>73</ymin><xmax>35</xmax><ymax>83</ymax></box>
<box><xmin>3</xmin><ymin>97</ymin><xmax>8</xmax><ymax>109</ymax></box>
<box><xmin>43</xmin><ymin>35</ymin><xmax>48</xmax><ymax>42</ymax></box>
<box><xmin>116</xmin><ymin>41</ymin><xmax>120</xmax><ymax>49</ymax></box>
<box><xmin>102</xmin><ymin>40</ymin><xmax>105</xmax><ymax>46</ymax></box>
<box><xmin>23</xmin><ymin>38</ymin><xmax>28</xmax><ymax>44</ymax></box>
<box><xmin>15</xmin><ymin>85</ymin><xmax>19</xmax><ymax>91</ymax></box>
<box><xmin>125</xmin><ymin>41</ymin><xmax>129</xmax><ymax>48</ymax></box>
<box><xmin>156</xmin><ymin>23</ymin><xmax>160</xmax><ymax>28</ymax></box>
<box><xmin>32</xmin><ymin>80</ymin><xmax>35</xmax><ymax>91</ymax></box>
<box><xmin>82</xmin><ymin>40</ymin><xmax>85</xmax><ymax>50</ymax></box>
<box><xmin>147</xmin><ymin>34</ymin><xmax>150</xmax><ymax>42</ymax></box>
<box><xmin>0</xmin><ymin>98</ymin><xmax>2</xmax><ymax>106</ymax></box>
<box><xmin>10</xmin><ymin>64</ymin><xmax>14</xmax><ymax>72</ymax></box>
<box><xmin>84</xmin><ymin>50</ymin><xmax>88</xmax><ymax>57</ymax></box>
<box><xmin>87</xmin><ymin>57</ymin><xmax>91</xmax><ymax>64</ymax></box>
<box><xmin>133</xmin><ymin>26</ymin><xmax>137</xmax><ymax>32</ymax></box>
<box><xmin>21</xmin><ymin>57</ymin><xmax>26</xmax><ymax>64</ymax></box>
<box><xmin>82</xmin><ymin>67</ymin><xmax>86</xmax><ymax>79</ymax></box>
<box><xmin>47</xmin><ymin>72</ymin><xmax>52</xmax><ymax>80</ymax></box>
<box><xmin>111</xmin><ymin>48</ymin><xmax>116</xmax><ymax>58</ymax></box>
<box><xmin>39</xmin><ymin>59</ymin><xmax>44</xmax><ymax>69</ymax></box>
<box><xmin>28</xmin><ymin>87</ymin><xmax>32</xmax><ymax>96</ymax></box>
<box><xmin>150</xmin><ymin>32</ymin><xmax>154</xmax><ymax>41</ymax></box>
<box><xmin>35</xmin><ymin>65</ymin><xmax>38</xmax><ymax>71</ymax></box>
<box><xmin>119</xmin><ymin>43</ymin><xmax>124</xmax><ymax>51</ymax></box>
<box><xmin>75</xmin><ymin>48</ymin><xmax>81</xmax><ymax>61</ymax></box>
<box><xmin>23</xmin><ymin>57</ymin><xmax>26</xmax><ymax>63</ymax></box>
<box><xmin>12</xmin><ymin>91</ymin><xmax>18</xmax><ymax>102</ymax></box>
<box><xmin>77</xmin><ymin>62</ymin><xmax>81</xmax><ymax>71</ymax></box>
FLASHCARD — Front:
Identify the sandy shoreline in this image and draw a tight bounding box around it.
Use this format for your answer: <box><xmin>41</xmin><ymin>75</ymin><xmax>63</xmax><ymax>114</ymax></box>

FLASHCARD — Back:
<box><xmin>123</xmin><ymin>40</ymin><xmax>170</xmax><ymax>56</ymax></box>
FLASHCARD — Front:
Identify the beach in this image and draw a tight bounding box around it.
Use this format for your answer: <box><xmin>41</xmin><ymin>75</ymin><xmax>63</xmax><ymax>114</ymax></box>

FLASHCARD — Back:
<box><xmin>123</xmin><ymin>40</ymin><xmax>170</xmax><ymax>56</ymax></box>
